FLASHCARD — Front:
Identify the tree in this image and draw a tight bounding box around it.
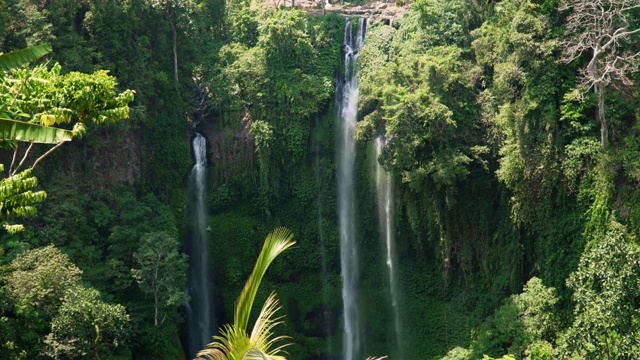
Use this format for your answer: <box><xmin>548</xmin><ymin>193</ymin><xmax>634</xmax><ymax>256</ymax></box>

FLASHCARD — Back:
<box><xmin>470</xmin><ymin>277</ymin><xmax>559</xmax><ymax>359</ymax></box>
<box><xmin>4</xmin><ymin>245</ymin><xmax>81</xmax><ymax>319</ymax></box>
<box><xmin>44</xmin><ymin>286</ymin><xmax>129</xmax><ymax>360</ymax></box>
<box><xmin>357</xmin><ymin>46</ymin><xmax>481</xmax><ymax>188</ymax></box>
<box><xmin>132</xmin><ymin>231</ymin><xmax>187</xmax><ymax>326</ymax></box>
<box><xmin>413</xmin><ymin>0</ymin><xmax>478</xmax><ymax>49</ymax></box>
<box><xmin>0</xmin><ymin>45</ymin><xmax>58</xmax><ymax>233</ymax></box>
<box><xmin>559</xmin><ymin>224</ymin><xmax>640</xmax><ymax>359</ymax></box>
<box><xmin>146</xmin><ymin>0</ymin><xmax>196</xmax><ymax>82</ymax></box>
<box><xmin>0</xmin><ymin>245</ymin><xmax>82</xmax><ymax>357</ymax></box>
<box><xmin>561</xmin><ymin>0</ymin><xmax>640</xmax><ymax>148</ymax></box>
<box><xmin>0</xmin><ymin>45</ymin><xmax>134</xmax><ymax>232</ymax></box>
<box><xmin>197</xmin><ymin>227</ymin><xmax>295</xmax><ymax>360</ymax></box>
<box><xmin>472</xmin><ymin>0</ymin><xmax>561</xmax><ymax>225</ymax></box>
<box><xmin>1</xmin><ymin>245</ymin><xmax>131</xmax><ymax>359</ymax></box>
<box><xmin>1</xmin><ymin>46</ymin><xmax>134</xmax><ymax>176</ymax></box>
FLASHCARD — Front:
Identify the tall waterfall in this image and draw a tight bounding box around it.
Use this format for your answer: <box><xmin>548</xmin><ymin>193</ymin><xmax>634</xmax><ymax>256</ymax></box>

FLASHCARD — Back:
<box><xmin>337</xmin><ymin>17</ymin><xmax>365</xmax><ymax>360</ymax></box>
<box><xmin>186</xmin><ymin>133</ymin><xmax>214</xmax><ymax>358</ymax></box>
<box><xmin>374</xmin><ymin>136</ymin><xmax>404</xmax><ymax>359</ymax></box>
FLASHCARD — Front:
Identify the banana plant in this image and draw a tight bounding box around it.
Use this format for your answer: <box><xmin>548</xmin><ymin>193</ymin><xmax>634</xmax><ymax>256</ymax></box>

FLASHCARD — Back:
<box><xmin>197</xmin><ymin>227</ymin><xmax>295</xmax><ymax>360</ymax></box>
<box><xmin>0</xmin><ymin>44</ymin><xmax>129</xmax><ymax>235</ymax></box>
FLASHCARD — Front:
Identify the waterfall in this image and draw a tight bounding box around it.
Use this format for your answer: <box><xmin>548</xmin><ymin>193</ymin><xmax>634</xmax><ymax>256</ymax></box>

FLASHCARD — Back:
<box><xmin>374</xmin><ymin>136</ymin><xmax>404</xmax><ymax>359</ymax></box>
<box><xmin>337</xmin><ymin>17</ymin><xmax>366</xmax><ymax>360</ymax></box>
<box><xmin>186</xmin><ymin>133</ymin><xmax>214</xmax><ymax>358</ymax></box>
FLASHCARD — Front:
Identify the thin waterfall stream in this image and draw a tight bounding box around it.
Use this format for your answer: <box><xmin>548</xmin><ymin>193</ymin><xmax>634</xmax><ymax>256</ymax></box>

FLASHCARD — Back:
<box><xmin>337</xmin><ymin>17</ymin><xmax>366</xmax><ymax>360</ymax></box>
<box><xmin>374</xmin><ymin>136</ymin><xmax>404</xmax><ymax>359</ymax></box>
<box><xmin>186</xmin><ymin>133</ymin><xmax>214</xmax><ymax>358</ymax></box>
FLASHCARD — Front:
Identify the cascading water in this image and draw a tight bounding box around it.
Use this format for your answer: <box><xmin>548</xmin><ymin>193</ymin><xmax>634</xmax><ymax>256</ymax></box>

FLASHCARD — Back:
<box><xmin>186</xmin><ymin>133</ymin><xmax>214</xmax><ymax>358</ymax></box>
<box><xmin>374</xmin><ymin>136</ymin><xmax>404</xmax><ymax>359</ymax></box>
<box><xmin>337</xmin><ymin>17</ymin><xmax>365</xmax><ymax>360</ymax></box>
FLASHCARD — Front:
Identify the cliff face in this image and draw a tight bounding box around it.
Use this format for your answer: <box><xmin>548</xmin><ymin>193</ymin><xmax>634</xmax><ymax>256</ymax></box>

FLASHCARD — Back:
<box><xmin>87</xmin><ymin>129</ymin><xmax>145</xmax><ymax>186</ymax></box>
<box><xmin>32</xmin><ymin>127</ymin><xmax>144</xmax><ymax>189</ymax></box>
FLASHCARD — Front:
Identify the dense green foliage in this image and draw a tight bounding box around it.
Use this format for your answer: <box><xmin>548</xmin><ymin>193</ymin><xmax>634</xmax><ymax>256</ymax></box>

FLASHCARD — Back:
<box><xmin>2</xmin><ymin>0</ymin><xmax>640</xmax><ymax>359</ymax></box>
<box><xmin>356</xmin><ymin>0</ymin><xmax>640</xmax><ymax>358</ymax></box>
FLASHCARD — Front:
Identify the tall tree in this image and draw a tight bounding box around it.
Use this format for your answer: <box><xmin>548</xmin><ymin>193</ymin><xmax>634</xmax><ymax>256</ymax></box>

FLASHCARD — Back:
<box><xmin>132</xmin><ymin>231</ymin><xmax>187</xmax><ymax>327</ymax></box>
<box><xmin>146</xmin><ymin>0</ymin><xmax>196</xmax><ymax>82</ymax></box>
<box><xmin>561</xmin><ymin>0</ymin><xmax>640</xmax><ymax>148</ymax></box>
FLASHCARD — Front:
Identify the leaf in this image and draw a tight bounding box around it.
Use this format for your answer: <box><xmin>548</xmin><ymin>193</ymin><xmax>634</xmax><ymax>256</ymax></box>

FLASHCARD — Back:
<box><xmin>0</xmin><ymin>44</ymin><xmax>52</xmax><ymax>71</ymax></box>
<box><xmin>0</xmin><ymin>117</ymin><xmax>73</xmax><ymax>144</ymax></box>
<box><xmin>235</xmin><ymin>227</ymin><xmax>295</xmax><ymax>332</ymax></box>
<box><xmin>242</xmin><ymin>349</ymin><xmax>269</xmax><ymax>360</ymax></box>
<box><xmin>248</xmin><ymin>293</ymin><xmax>289</xmax><ymax>358</ymax></box>
<box><xmin>197</xmin><ymin>228</ymin><xmax>295</xmax><ymax>360</ymax></box>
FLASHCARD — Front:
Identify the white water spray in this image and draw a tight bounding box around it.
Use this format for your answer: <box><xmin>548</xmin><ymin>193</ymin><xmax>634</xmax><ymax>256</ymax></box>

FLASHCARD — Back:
<box><xmin>186</xmin><ymin>133</ymin><xmax>214</xmax><ymax>358</ymax></box>
<box><xmin>374</xmin><ymin>136</ymin><xmax>404</xmax><ymax>359</ymax></box>
<box><xmin>337</xmin><ymin>17</ymin><xmax>366</xmax><ymax>360</ymax></box>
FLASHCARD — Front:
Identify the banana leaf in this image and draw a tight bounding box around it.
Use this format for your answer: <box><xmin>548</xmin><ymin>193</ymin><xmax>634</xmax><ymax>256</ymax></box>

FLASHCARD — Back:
<box><xmin>0</xmin><ymin>117</ymin><xmax>73</xmax><ymax>144</ymax></box>
<box><xmin>0</xmin><ymin>44</ymin><xmax>52</xmax><ymax>72</ymax></box>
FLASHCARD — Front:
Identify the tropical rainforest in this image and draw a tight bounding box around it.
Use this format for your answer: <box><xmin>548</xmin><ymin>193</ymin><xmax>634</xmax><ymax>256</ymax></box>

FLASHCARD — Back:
<box><xmin>1</xmin><ymin>0</ymin><xmax>640</xmax><ymax>359</ymax></box>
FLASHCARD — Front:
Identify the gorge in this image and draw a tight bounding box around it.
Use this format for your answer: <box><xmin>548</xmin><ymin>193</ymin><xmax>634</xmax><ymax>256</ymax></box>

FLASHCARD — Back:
<box><xmin>2</xmin><ymin>0</ymin><xmax>640</xmax><ymax>359</ymax></box>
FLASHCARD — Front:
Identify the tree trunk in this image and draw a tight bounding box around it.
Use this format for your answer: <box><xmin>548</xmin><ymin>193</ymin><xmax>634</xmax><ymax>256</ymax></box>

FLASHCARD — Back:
<box><xmin>169</xmin><ymin>17</ymin><xmax>178</xmax><ymax>82</ymax></box>
<box><xmin>154</xmin><ymin>293</ymin><xmax>159</xmax><ymax>326</ymax></box>
<box><xmin>597</xmin><ymin>83</ymin><xmax>607</xmax><ymax>148</ymax></box>
<box><xmin>154</xmin><ymin>261</ymin><xmax>159</xmax><ymax>326</ymax></box>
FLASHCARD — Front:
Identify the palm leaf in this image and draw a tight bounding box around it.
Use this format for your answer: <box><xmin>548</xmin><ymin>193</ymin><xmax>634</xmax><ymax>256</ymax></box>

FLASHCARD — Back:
<box><xmin>248</xmin><ymin>292</ymin><xmax>290</xmax><ymax>359</ymax></box>
<box><xmin>197</xmin><ymin>348</ymin><xmax>227</xmax><ymax>360</ymax></box>
<box><xmin>0</xmin><ymin>44</ymin><xmax>52</xmax><ymax>71</ymax></box>
<box><xmin>235</xmin><ymin>227</ymin><xmax>295</xmax><ymax>332</ymax></box>
<box><xmin>242</xmin><ymin>349</ymin><xmax>273</xmax><ymax>360</ymax></box>
<box><xmin>0</xmin><ymin>117</ymin><xmax>73</xmax><ymax>144</ymax></box>
<box><xmin>197</xmin><ymin>228</ymin><xmax>295</xmax><ymax>360</ymax></box>
<box><xmin>249</xmin><ymin>293</ymin><xmax>288</xmax><ymax>350</ymax></box>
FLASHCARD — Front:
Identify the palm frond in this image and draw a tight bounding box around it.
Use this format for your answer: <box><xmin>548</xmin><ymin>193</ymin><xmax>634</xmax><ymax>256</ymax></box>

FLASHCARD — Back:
<box><xmin>198</xmin><ymin>323</ymin><xmax>248</xmax><ymax>359</ymax></box>
<box><xmin>249</xmin><ymin>292</ymin><xmax>290</xmax><ymax>357</ymax></box>
<box><xmin>198</xmin><ymin>228</ymin><xmax>295</xmax><ymax>360</ymax></box>
<box><xmin>235</xmin><ymin>227</ymin><xmax>295</xmax><ymax>331</ymax></box>
<box><xmin>196</xmin><ymin>348</ymin><xmax>226</xmax><ymax>360</ymax></box>
<box><xmin>242</xmin><ymin>349</ymin><xmax>269</xmax><ymax>360</ymax></box>
<box><xmin>0</xmin><ymin>117</ymin><xmax>73</xmax><ymax>144</ymax></box>
<box><xmin>0</xmin><ymin>44</ymin><xmax>52</xmax><ymax>72</ymax></box>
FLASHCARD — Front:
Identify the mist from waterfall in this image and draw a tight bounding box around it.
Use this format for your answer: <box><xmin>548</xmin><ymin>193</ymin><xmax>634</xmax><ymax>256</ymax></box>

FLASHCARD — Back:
<box><xmin>186</xmin><ymin>133</ymin><xmax>214</xmax><ymax>358</ymax></box>
<box><xmin>337</xmin><ymin>17</ymin><xmax>366</xmax><ymax>360</ymax></box>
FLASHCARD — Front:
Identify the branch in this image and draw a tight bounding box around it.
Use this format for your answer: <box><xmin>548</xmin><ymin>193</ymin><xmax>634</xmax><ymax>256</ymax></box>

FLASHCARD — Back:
<box><xmin>11</xmin><ymin>142</ymin><xmax>34</xmax><ymax>176</ymax></box>
<box><xmin>9</xmin><ymin>144</ymin><xmax>18</xmax><ymax>175</ymax></box>
<box><xmin>9</xmin><ymin>71</ymin><xmax>29</xmax><ymax>108</ymax></box>
<box><xmin>28</xmin><ymin>140</ymin><xmax>68</xmax><ymax>172</ymax></box>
